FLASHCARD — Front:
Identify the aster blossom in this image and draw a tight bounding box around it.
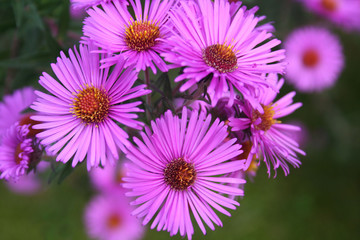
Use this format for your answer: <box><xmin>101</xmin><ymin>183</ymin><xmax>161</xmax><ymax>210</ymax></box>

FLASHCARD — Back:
<box><xmin>123</xmin><ymin>108</ymin><xmax>246</xmax><ymax>239</ymax></box>
<box><xmin>83</xmin><ymin>0</ymin><xmax>173</xmax><ymax>73</ymax></box>
<box><xmin>0</xmin><ymin>123</ymin><xmax>33</xmax><ymax>181</ymax></box>
<box><xmin>300</xmin><ymin>0</ymin><xmax>360</xmax><ymax>31</ymax></box>
<box><xmin>71</xmin><ymin>0</ymin><xmax>116</xmax><ymax>10</ymax></box>
<box><xmin>84</xmin><ymin>193</ymin><xmax>145</xmax><ymax>240</ymax></box>
<box><xmin>31</xmin><ymin>44</ymin><xmax>150</xmax><ymax>170</ymax></box>
<box><xmin>162</xmin><ymin>0</ymin><xmax>286</xmax><ymax>107</ymax></box>
<box><xmin>284</xmin><ymin>26</ymin><xmax>344</xmax><ymax>92</ymax></box>
<box><xmin>0</xmin><ymin>87</ymin><xmax>37</xmax><ymax>138</ymax></box>
<box><xmin>229</xmin><ymin>74</ymin><xmax>306</xmax><ymax>176</ymax></box>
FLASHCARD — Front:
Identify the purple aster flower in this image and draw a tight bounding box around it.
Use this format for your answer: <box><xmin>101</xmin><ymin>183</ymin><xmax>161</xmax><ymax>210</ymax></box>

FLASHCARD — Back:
<box><xmin>89</xmin><ymin>158</ymin><xmax>128</xmax><ymax>193</ymax></box>
<box><xmin>284</xmin><ymin>26</ymin><xmax>344</xmax><ymax>92</ymax></box>
<box><xmin>300</xmin><ymin>0</ymin><xmax>360</xmax><ymax>31</ymax></box>
<box><xmin>83</xmin><ymin>0</ymin><xmax>173</xmax><ymax>73</ymax></box>
<box><xmin>31</xmin><ymin>44</ymin><xmax>150</xmax><ymax>170</ymax></box>
<box><xmin>0</xmin><ymin>87</ymin><xmax>37</xmax><ymax>138</ymax></box>
<box><xmin>84</xmin><ymin>193</ymin><xmax>145</xmax><ymax>240</ymax></box>
<box><xmin>162</xmin><ymin>0</ymin><xmax>285</xmax><ymax>107</ymax></box>
<box><xmin>123</xmin><ymin>108</ymin><xmax>246</xmax><ymax>239</ymax></box>
<box><xmin>229</xmin><ymin>74</ymin><xmax>306</xmax><ymax>176</ymax></box>
<box><xmin>71</xmin><ymin>0</ymin><xmax>114</xmax><ymax>10</ymax></box>
<box><xmin>0</xmin><ymin>123</ymin><xmax>33</xmax><ymax>181</ymax></box>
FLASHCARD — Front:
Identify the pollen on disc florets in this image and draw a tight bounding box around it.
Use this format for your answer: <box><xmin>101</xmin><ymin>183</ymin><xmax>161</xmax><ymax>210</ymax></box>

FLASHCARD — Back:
<box><xmin>72</xmin><ymin>86</ymin><xmax>110</xmax><ymax>124</ymax></box>
<box><xmin>164</xmin><ymin>158</ymin><xmax>196</xmax><ymax>191</ymax></box>
<box><xmin>202</xmin><ymin>43</ymin><xmax>238</xmax><ymax>73</ymax></box>
<box><xmin>125</xmin><ymin>20</ymin><xmax>160</xmax><ymax>52</ymax></box>
<box><xmin>302</xmin><ymin>49</ymin><xmax>320</xmax><ymax>68</ymax></box>
<box><xmin>252</xmin><ymin>104</ymin><xmax>279</xmax><ymax>132</ymax></box>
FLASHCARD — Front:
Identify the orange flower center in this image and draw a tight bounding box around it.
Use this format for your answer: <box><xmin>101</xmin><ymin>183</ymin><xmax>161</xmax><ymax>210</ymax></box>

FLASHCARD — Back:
<box><xmin>106</xmin><ymin>213</ymin><xmax>122</xmax><ymax>230</ymax></box>
<box><xmin>321</xmin><ymin>0</ymin><xmax>337</xmax><ymax>12</ymax></box>
<box><xmin>252</xmin><ymin>104</ymin><xmax>278</xmax><ymax>132</ymax></box>
<box><xmin>164</xmin><ymin>158</ymin><xmax>196</xmax><ymax>191</ymax></box>
<box><xmin>302</xmin><ymin>49</ymin><xmax>320</xmax><ymax>68</ymax></box>
<box><xmin>203</xmin><ymin>43</ymin><xmax>238</xmax><ymax>73</ymax></box>
<box><xmin>72</xmin><ymin>86</ymin><xmax>110</xmax><ymax>124</ymax></box>
<box><xmin>125</xmin><ymin>20</ymin><xmax>160</xmax><ymax>52</ymax></box>
<box><xmin>18</xmin><ymin>113</ymin><xmax>42</xmax><ymax>138</ymax></box>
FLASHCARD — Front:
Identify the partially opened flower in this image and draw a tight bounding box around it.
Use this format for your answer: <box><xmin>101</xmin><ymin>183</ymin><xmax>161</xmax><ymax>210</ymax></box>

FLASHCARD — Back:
<box><xmin>229</xmin><ymin>74</ymin><xmax>306</xmax><ymax>176</ymax></box>
<box><xmin>31</xmin><ymin>44</ymin><xmax>150</xmax><ymax>170</ymax></box>
<box><xmin>300</xmin><ymin>0</ymin><xmax>360</xmax><ymax>31</ymax></box>
<box><xmin>284</xmin><ymin>26</ymin><xmax>344</xmax><ymax>92</ymax></box>
<box><xmin>0</xmin><ymin>123</ymin><xmax>33</xmax><ymax>181</ymax></box>
<box><xmin>0</xmin><ymin>87</ymin><xmax>37</xmax><ymax>138</ymax></box>
<box><xmin>123</xmin><ymin>108</ymin><xmax>245</xmax><ymax>239</ymax></box>
<box><xmin>83</xmin><ymin>0</ymin><xmax>173</xmax><ymax>73</ymax></box>
<box><xmin>84</xmin><ymin>193</ymin><xmax>145</xmax><ymax>240</ymax></box>
<box><xmin>162</xmin><ymin>0</ymin><xmax>285</xmax><ymax>107</ymax></box>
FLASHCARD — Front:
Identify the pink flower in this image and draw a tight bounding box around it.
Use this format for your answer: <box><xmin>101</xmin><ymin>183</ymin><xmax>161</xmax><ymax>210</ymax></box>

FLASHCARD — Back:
<box><xmin>284</xmin><ymin>26</ymin><xmax>344</xmax><ymax>92</ymax></box>
<box><xmin>0</xmin><ymin>123</ymin><xmax>33</xmax><ymax>181</ymax></box>
<box><xmin>162</xmin><ymin>0</ymin><xmax>285</xmax><ymax>107</ymax></box>
<box><xmin>83</xmin><ymin>0</ymin><xmax>173</xmax><ymax>73</ymax></box>
<box><xmin>31</xmin><ymin>44</ymin><xmax>150</xmax><ymax>170</ymax></box>
<box><xmin>84</xmin><ymin>193</ymin><xmax>145</xmax><ymax>240</ymax></box>
<box><xmin>229</xmin><ymin>74</ymin><xmax>306</xmax><ymax>176</ymax></box>
<box><xmin>123</xmin><ymin>108</ymin><xmax>246</xmax><ymax>239</ymax></box>
<box><xmin>0</xmin><ymin>87</ymin><xmax>36</xmax><ymax>139</ymax></box>
<box><xmin>300</xmin><ymin>0</ymin><xmax>360</xmax><ymax>31</ymax></box>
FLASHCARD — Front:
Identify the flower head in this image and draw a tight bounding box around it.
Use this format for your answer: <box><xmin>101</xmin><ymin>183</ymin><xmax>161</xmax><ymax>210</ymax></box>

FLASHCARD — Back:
<box><xmin>300</xmin><ymin>0</ymin><xmax>360</xmax><ymax>31</ymax></box>
<box><xmin>31</xmin><ymin>44</ymin><xmax>150</xmax><ymax>170</ymax></box>
<box><xmin>162</xmin><ymin>0</ymin><xmax>285</xmax><ymax>107</ymax></box>
<box><xmin>0</xmin><ymin>87</ymin><xmax>37</xmax><ymax>138</ymax></box>
<box><xmin>284</xmin><ymin>26</ymin><xmax>344</xmax><ymax>92</ymax></box>
<box><xmin>123</xmin><ymin>108</ymin><xmax>246</xmax><ymax>239</ymax></box>
<box><xmin>83</xmin><ymin>0</ymin><xmax>173</xmax><ymax>73</ymax></box>
<box><xmin>229</xmin><ymin>74</ymin><xmax>306</xmax><ymax>176</ymax></box>
<box><xmin>84</xmin><ymin>193</ymin><xmax>145</xmax><ymax>240</ymax></box>
<box><xmin>0</xmin><ymin>123</ymin><xmax>34</xmax><ymax>181</ymax></box>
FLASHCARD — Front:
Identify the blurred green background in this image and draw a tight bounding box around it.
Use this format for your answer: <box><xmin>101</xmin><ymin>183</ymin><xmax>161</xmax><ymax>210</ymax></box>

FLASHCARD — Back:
<box><xmin>0</xmin><ymin>0</ymin><xmax>359</xmax><ymax>239</ymax></box>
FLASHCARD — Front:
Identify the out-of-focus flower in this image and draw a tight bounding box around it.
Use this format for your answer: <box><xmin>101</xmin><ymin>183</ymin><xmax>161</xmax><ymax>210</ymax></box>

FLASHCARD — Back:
<box><xmin>229</xmin><ymin>74</ymin><xmax>306</xmax><ymax>176</ymax></box>
<box><xmin>5</xmin><ymin>161</ymin><xmax>50</xmax><ymax>195</ymax></box>
<box><xmin>300</xmin><ymin>0</ymin><xmax>360</xmax><ymax>31</ymax></box>
<box><xmin>84</xmin><ymin>193</ymin><xmax>145</xmax><ymax>240</ymax></box>
<box><xmin>0</xmin><ymin>87</ymin><xmax>37</xmax><ymax>138</ymax></box>
<box><xmin>284</xmin><ymin>26</ymin><xmax>344</xmax><ymax>92</ymax></box>
<box><xmin>123</xmin><ymin>108</ymin><xmax>245</xmax><ymax>239</ymax></box>
<box><xmin>0</xmin><ymin>123</ymin><xmax>33</xmax><ymax>181</ymax></box>
<box><xmin>83</xmin><ymin>0</ymin><xmax>173</xmax><ymax>73</ymax></box>
<box><xmin>31</xmin><ymin>44</ymin><xmax>150</xmax><ymax>170</ymax></box>
<box><xmin>162</xmin><ymin>0</ymin><xmax>285</xmax><ymax>107</ymax></box>
<box><xmin>89</xmin><ymin>160</ymin><xmax>127</xmax><ymax>193</ymax></box>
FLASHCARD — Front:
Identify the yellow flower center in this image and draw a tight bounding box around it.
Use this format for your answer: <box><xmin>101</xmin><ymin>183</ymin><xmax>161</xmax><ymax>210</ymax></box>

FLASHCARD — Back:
<box><xmin>125</xmin><ymin>20</ymin><xmax>160</xmax><ymax>52</ymax></box>
<box><xmin>252</xmin><ymin>104</ymin><xmax>278</xmax><ymax>132</ymax></box>
<box><xmin>72</xmin><ymin>86</ymin><xmax>110</xmax><ymax>124</ymax></box>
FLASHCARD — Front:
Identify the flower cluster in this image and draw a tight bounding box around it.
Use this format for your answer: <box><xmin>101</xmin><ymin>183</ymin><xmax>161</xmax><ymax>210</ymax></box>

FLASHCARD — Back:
<box><xmin>0</xmin><ymin>0</ymin><xmax>315</xmax><ymax>239</ymax></box>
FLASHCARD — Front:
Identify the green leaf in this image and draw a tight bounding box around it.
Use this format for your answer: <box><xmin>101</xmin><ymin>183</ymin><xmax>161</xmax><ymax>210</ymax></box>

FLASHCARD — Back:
<box><xmin>11</xmin><ymin>0</ymin><xmax>25</xmax><ymax>28</ymax></box>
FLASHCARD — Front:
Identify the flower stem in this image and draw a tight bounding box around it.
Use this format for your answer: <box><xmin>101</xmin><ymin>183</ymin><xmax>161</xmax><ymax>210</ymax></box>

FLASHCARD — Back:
<box><xmin>144</xmin><ymin>68</ymin><xmax>151</xmax><ymax>120</ymax></box>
